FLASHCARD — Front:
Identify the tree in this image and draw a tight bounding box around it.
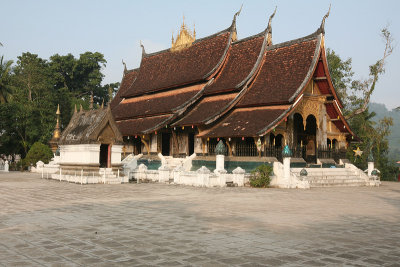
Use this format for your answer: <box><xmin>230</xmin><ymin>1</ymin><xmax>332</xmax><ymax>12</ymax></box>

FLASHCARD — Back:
<box><xmin>346</xmin><ymin>28</ymin><xmax>393</xmax><ymax>120</ymax></box>
<box><xmin>327</xmin><ymin>27</ymin><xmax>396</xmax><ymax>180</ymax></box>
<box><xmin>0</xmin><ymin>56</ymin><xmax>13</xmax><ymax>103</ymax></box>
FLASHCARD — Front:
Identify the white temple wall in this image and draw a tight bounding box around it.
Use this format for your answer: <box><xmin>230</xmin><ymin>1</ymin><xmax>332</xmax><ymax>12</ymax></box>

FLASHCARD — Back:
<box><xmin>111</xmin><ymin>145</ymin><xmax>123</xmax><ymax>165</ymax></box>
<box><xmin>150</xmin><ymin>134</ymin><xmax>158</xmax><ymax>153</ymax></box>
<box><xmin>60</xmin><ymin>144</ymin><xmax>100</xmax><ymax>165</ymax></box>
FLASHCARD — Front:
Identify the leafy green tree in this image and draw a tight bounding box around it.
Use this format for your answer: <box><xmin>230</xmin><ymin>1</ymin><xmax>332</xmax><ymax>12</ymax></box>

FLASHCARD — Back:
<box><xmin>327</xmin><ymin>27</ymin><xmax>396</xmax><ymax>180</ymax></box>
<box><xmin>0</xmin><ymin>56</ymin><xmax>13</xmax><ymax>103</ymax></box>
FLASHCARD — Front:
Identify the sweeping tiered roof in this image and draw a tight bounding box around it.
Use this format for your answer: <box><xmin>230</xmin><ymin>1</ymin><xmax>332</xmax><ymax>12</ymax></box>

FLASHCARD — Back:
<box><xmin>112</xmin><ymin>11</ymin><xmax>240</xmax><ymax>135</ymax></box>
<box><xmin>199</xmin><ymin>10</ymin><xmax>355</xmax><ymax>139</ymax></box>
<box><xmin>111</xmin><ymin>8</ymin><xmax>356</xmax><ymax>139</ymax></box>
<box><xmin>172</xmin><ymin>32</ymin><xmax>267</xmax><ymax>127</ymax></box>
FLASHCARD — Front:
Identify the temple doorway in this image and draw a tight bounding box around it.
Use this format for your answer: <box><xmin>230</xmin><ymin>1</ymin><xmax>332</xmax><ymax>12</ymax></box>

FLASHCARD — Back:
<box><xmin>188</xmin><ymin>133</ymin><xmax>195</xmax><ymax>155</ymax></box>
<box><xmin>305</xmin><ymin>115</ymin><xmax>317</xmax><ymax>163</ymax></box>
<box><xmin>162</xmin><ymin>133</ymin><xmax>171</xmax><ymax>156</ymax></box>
<box><xmin>99</xmin><ymin>144</ymin><xmax>110</xmax><ymax>167</ymax></box>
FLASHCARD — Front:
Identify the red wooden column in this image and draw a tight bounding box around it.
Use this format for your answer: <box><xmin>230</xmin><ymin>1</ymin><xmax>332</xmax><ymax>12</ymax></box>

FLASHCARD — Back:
<box><xmin>107</xmin><ymin>145</ymin><xmax>111</xmax><ymax>168</ymax></box>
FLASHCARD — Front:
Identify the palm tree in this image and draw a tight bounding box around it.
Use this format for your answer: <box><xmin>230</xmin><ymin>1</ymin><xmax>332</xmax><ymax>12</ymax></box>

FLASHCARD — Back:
<box><xmin>0</xmin><ymin>55</ymin><xmax>13</xmax><ymax>103</ymax></box>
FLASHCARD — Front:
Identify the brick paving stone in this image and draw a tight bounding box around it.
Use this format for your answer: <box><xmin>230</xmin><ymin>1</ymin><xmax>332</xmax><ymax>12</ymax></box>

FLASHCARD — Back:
<box><xmin>0</xmin><ymin>172</ymin><xmax>400</xmax><ymax>266</ymax></box>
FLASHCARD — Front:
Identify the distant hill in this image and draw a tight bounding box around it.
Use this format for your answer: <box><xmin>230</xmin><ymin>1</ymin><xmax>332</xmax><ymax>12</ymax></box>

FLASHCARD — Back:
<box><xmin>369</xmin><ymin>102</ymin><xmax>400</xmax><ymax>161</ymax></box>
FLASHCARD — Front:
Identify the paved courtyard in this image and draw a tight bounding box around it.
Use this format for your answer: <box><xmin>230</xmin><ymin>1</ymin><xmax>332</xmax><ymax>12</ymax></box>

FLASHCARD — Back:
<box><xmin>0</xmin><ymin>172</ymin><xmax>399</xmax><ymax>266</ymax></box>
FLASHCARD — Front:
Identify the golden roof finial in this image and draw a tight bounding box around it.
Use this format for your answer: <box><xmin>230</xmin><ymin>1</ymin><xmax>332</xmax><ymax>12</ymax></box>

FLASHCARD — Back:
<box><xmin>74</xmin><ymin>104</ymin><xmax>77</xmax><ymax>113</ymax></box>
<box><xmin>193</xmin><ymin>23</ymin><xmax>196</xmax><ymax>39</ymax></box>
<box><xmin>49</xmin><ymin>104</ymin><xmax>61</xmax><ymax>152</ymax></box>
<box><xmin>171</xmin><ymin>15</ymin><xmax>196</xmax><ymax>52</ymax></box>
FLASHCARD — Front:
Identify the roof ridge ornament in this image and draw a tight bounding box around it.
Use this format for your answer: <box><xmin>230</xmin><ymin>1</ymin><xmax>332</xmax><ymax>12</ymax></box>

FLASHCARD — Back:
<box><xmin>267</xmin><ymin>6</ymin><xmax>277</xmax><ymax>46</ymax></box>
<box><xmin>319</xmin><ymin>4</ymin><xmax>331</xmax><ymax>34</ymax></box>
<box><xmin>230</xmin><ymin>4</ymin><xmax>243</xmax><ymax>41</ymax></box>
<box><xmin>122</xmin><ymin>59</ymin><xmax>127</xmax><ymax>75</ymax></box>
<box><xmin>231</xmin><ymin>4</ymin><xmax>243</xmax><ymax>26</ymax></box>
<box><xmin>140</xmin><ymin>40</ymin><xmax>146</xmax><ymax>58</ymax></box>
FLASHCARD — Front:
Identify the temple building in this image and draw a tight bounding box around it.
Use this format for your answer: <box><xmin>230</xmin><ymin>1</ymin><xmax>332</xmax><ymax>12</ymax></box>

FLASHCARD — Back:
<box><xmin>111</xmin><ymin>8</ymin><xmax>356</xmax><ymax>166</ymax></box>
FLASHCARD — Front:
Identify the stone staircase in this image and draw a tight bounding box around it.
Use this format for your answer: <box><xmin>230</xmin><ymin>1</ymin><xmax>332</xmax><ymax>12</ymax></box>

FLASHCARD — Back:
<box><xmin>99</xmin><ymin>168</ymin><xmax>121</xmax><ymax>184</ymax></box>
<box><xmin>291</xmin><ymin>167</ymin><xmax>368</xmax><ymax>187</ymax></box>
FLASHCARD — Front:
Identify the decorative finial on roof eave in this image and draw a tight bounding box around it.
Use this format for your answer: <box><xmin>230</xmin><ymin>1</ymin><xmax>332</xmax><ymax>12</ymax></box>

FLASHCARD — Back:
<box><xmin>266</xmin><ymin>6</ymin><xmax>277</xmax><ymax>46</ymax></box>
<box><xmin>122</xmin><ymin>59</ymin><xmax>127</xmax><ymax>75</ymax></box>
<box><xmin>101</xmin><ymin>99</ymin><xmax>104</xmax><ymax>109</ymax></box>
<box><xmin>79</xmin><ymin>104</ymin><xmax>83</xmax><ymax>112</ymax></box>
<box><xmin>319</xmin><ymin>4</ymin><xmax>331</xmax><ymax>34</ymax></box>
<box><xmin>56</xmin><ymin>104</ymin><xmax>61</xmax><ymax>115</ymax></box>
<box><xmin>89</xmin><ymin>91</ymin><xmax>94</xmax><ymax>110</ymax></box>
<box><xmin>74</xmin><ymin>104</ymin><xmax>77</xmax><ymax>113</ymax></box>
<box><xmin>140</xmin><ymin>40</ymin><xmax>146</xmax><ymax>58</ymax></box>
<box><xmin>230</xmin><ymin>4</ymin><xmax>243</xmax><ymax>30</ymax></box>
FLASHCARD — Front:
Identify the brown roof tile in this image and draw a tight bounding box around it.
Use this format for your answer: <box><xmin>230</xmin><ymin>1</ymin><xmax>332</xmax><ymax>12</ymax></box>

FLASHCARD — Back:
<box><xmin>238</xmin><ymin>37</ymin><xmax>319</xmax><ymax>107</ymax></box>
<box><xmin>204</xmin><ymin>35</ymin><xmax>264</xmax><ymax>95</ymax></box>
<box><xmin>116</xmin><ymin>114</ymin><xmax>173</xmax><ymax>136</ymax></box>
<box><xmin>113</xmin><ymin>85</ymin><xmax>203</xmax><ymax>120</ymax></box>
<box><xmin>122</xmin><ymin>31</ymin><xmax>231</xmax><ymax>97</ymax></box>
<box><xmin>199</xmin><ymin>106</ymin><xmax>288</xmax><ymax>138</ymax></box>
<box><xmin>173</xmin><ymin>93</ymin><xmax>237</xmax><ymax>127</ymax></box>
<box><xmin>110</xmin><ymin>69</ymin><xmax>138</xmax><ymax>110</ymax></box>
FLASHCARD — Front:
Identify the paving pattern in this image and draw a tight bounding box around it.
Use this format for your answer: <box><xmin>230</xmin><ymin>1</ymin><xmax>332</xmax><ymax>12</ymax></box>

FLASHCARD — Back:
<box><xmin>0</xmin><ymin>172</ymin><xmax>400</xmax><ymax>266</ymax></box>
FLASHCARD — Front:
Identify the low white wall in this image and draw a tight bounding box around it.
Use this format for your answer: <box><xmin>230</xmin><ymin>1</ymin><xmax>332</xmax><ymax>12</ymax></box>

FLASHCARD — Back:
<box><xmin>60</xmin><ymin>144</ymin><xmax>100</xmax><ymax>165</ymax></box>
<box><xmin>131</xmin><ymin>164</ymin><xmax>246</xmax><ymax>188</ymax></box>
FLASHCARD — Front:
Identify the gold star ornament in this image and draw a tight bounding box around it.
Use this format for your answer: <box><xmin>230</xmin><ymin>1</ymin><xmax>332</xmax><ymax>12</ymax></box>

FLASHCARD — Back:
<box><xmin>353</xmin><ymin>147</ymin><xmax>363</xmax><ymax>157</ymax></box>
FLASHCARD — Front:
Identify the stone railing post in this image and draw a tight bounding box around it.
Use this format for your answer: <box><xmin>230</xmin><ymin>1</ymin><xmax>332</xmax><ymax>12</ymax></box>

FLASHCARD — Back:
<box><xmin>282</xmin><ymin>145</ymin><xmax>292</xmax><ymax>187</ymax></box>
<box><xmin>137</xmin><ymin>163</ymin><xmax>148</xmax><ymax>183</ymax></box>
<box><xmin>158</xmin><ymin>165</ymin><xmax>170</xmax><ymax>183</ymax></box>
<box><xmin>215</xmin><ymin>140</ymin><xmax>227</xmax><ymax>174</ymax></box>
<box><xmin>367</xmin><ymin>153</ymin><xmax>374</xmax><ymax>177</ymax></box>
<box><xmin>232</xmin><ymin>167</ymin><xmax>245</xmax><ymax>186</ymax></box>
<box><xmin>197</xmin><ymin>166</ymin><xmax>210</xmax><ymax>187</ymax></box>
<box><xmin>4</xmin><ymin>160</ymin><xmax>9</xmax><ymax>172</ymax></box>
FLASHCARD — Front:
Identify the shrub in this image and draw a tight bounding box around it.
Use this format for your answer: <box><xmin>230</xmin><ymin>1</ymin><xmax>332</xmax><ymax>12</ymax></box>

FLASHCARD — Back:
<box><xmin>250</xmin><ymin>164</ymin><xmax>273</xmax><ymax>188</ymax></box>
<box><xmin>24</xmin><ymin>142</ymin><xmax>53</xmax><ymax>167</ymax></box>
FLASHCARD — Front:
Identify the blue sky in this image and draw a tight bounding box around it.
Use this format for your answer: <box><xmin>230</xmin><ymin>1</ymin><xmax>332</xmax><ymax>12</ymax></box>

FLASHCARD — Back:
<box><xmin>1</xmin><ymin>0</ymin><xmax>399</xmax><ymax>109</ymax></box>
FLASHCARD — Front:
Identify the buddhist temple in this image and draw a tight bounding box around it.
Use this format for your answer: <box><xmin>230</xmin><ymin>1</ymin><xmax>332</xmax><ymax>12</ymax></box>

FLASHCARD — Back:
<box><xmin>111</xmin><ymin>7</ymin><xmax>356</xmax><ymax>166</ymax></box>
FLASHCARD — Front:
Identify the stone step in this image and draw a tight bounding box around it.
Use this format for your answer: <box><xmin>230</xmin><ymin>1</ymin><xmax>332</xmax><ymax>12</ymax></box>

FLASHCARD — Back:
<box><xmin>308</xmin><ymin>179</ymin><xmax>365</xmax><ymax>184</ymax></box>
<box><xmin>306</xmin><ymin>176</ymin><xmax>362</xmax><ymax>180</ymax></box>
<box><xmin>311</xmin><ymin>182</ymin><xmax>366</xmax><ymax>187</ymax></box>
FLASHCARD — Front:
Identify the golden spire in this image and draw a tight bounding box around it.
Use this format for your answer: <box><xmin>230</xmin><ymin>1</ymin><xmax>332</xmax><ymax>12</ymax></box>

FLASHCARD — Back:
<box><xmin>52</xmin><ymin>105</ymin><xmax>61</xmax><ymax>139</ymax></box>
<box><xmin>171</xmin><ymin>15</ymin><xmax>196</xmax><ymax>52</ymax></box>
<box><xmin>74</xmin><ymin>104</ymin><xmax>77</xmax><ymax>113</ymax></box>
<box><xmin>49</xmin><ymin>104</ymin><xmax>61</xmax><ymax>153</ymax></box>
<box><xmin>80</xmin><ymin>104</ymin><xmax>83</xmax><ymax>112</ymax></box>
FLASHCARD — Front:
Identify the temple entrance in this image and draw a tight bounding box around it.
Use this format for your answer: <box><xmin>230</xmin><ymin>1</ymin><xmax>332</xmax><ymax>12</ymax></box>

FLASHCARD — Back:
<box><xmin>162</xmin><ymin>133</ymin><xmax>171</xmax><ymax>156</ymax></box>
<box><xmin>305</xmin><ymin>115</ymin><xmax>317</xmax><ymax>163</ymax></box>
<box><xmin>188</xmin><ymin>133</ymin><xmax>195</xmax><ymax>155</ymax></box>
<box><xmin>293</xmin><ymin>113</ymin><xmax>317</xmax><ymax>163</ymax></box>
<box><xmin>99</xmin><ymin>144</ymin><xmax>110</xmax><ymax>168</ymax></box>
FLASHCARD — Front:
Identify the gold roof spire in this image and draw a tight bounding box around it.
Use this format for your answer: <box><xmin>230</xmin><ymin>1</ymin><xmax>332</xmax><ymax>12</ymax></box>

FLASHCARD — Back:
<box><xmin>171</xmin><ymin>15</ymin><xmax>196</xmax><ymax>52</ymax></box>
<box><xmin>49</xmin><ymin>104</ymin><xmax>61</xmax><ymax>153</ymax></box>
